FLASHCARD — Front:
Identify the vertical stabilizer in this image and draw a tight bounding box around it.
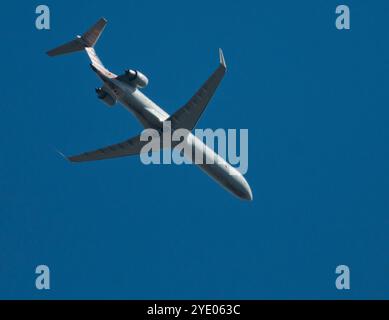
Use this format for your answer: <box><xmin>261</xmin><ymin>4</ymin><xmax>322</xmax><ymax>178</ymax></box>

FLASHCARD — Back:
<box><xmin>80</xmin><ymin>18</ymin><xmax>107</xmax><ymax>47</ymax></box>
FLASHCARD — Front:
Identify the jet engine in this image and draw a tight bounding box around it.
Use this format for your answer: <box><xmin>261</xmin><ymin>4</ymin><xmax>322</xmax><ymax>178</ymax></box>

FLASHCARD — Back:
<box><xmin>95</xmin><ymin>87</ymin><xmax>116</xmax><ymax>107</ymax></box>
<box><xmin>125</xmin><ymin>69</ymin><xmax>149</xmax><ymax>88</ymax></box>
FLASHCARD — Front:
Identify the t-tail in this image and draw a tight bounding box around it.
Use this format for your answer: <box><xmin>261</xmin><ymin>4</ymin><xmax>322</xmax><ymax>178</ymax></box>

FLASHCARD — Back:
<box><xmin>47</xmin><ymin>18</ymin><xmax>112</xmax><ymax>77</ymax></box>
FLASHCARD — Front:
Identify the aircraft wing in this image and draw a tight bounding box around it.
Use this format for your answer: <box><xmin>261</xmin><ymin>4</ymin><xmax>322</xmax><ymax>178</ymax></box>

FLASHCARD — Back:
<box><xmin>67</xmin><ymin>134</ymin><xmax>148</xmax><ymax>162</ymax></box>
<box><xmin>168</xmin><ymin>49</ymin><xmax>227</xmax><ymax>131</ymax></box>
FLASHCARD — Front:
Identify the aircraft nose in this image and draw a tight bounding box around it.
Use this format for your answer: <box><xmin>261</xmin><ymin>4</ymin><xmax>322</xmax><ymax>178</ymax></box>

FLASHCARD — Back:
<box><xmin>242</xmin><ymin>184</ymin><xmax>253</xmax><ymax>201</ymax></box>
<box><xmin>238</xmin><ymin>178</ymin><xmax>253</xmax><ymax>201</ymax></box>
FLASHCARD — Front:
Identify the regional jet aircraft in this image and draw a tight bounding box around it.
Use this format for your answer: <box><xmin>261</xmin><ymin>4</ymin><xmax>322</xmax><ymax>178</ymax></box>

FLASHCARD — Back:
<box><xmin>47</xmin><ymin>18</ymin><xmax>253</xmax><ymax>200</ymax></box>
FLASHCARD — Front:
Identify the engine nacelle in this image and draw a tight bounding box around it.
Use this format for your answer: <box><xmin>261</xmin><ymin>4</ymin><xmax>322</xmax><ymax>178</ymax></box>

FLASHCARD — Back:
<box><xmin>125</xmin><ymin>69</ymin><xmax>149</xmax><ymax>88</ymax></box>
<box><xmin>95</xmin><ymin>87</ymin><xmax>116</xmax><ymax>107</ymax></box>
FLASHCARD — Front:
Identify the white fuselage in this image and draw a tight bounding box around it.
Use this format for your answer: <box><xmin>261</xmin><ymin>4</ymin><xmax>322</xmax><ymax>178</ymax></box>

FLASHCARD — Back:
<box><xmin>101</xmin><ymin>75</ymin><xmax>253</xmax><ymax>201</ymax></box>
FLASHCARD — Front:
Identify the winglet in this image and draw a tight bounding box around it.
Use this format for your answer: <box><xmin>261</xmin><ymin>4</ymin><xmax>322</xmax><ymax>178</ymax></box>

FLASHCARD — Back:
<box><xmin>219</xmin><ymin>48</ymin><xmax>227</xmax><ymax>69</ymax></box>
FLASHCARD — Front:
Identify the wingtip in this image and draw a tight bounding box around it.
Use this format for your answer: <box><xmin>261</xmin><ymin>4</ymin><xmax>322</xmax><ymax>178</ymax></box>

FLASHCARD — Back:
<box><xmin>54</xmin><ymin>148</ymin><xmax>71</xmax><ymax>163</ymax></box>
<box><xmin>219</xmin><ymin>48</ymin><xmax>227</xmax><ymax>69</ymax></box>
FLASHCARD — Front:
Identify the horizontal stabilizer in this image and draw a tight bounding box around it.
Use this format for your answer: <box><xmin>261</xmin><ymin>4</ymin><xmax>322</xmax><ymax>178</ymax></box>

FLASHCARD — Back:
<box><xmin>46</xmin><ymin>18</ymin><xmax>107</xmax><ymax>57</ymax></box>
<box><xmin>47</xmin><ymin>38</ymin><xmax>85</xmax><ymax>57</ymax></box>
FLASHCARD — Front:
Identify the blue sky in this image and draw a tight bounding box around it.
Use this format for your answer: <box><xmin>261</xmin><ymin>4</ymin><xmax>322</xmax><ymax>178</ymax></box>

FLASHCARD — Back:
<box><xmin>0</xmin><ymin>0</ymin><xmax>388</xmax><ymax>299</ymax></box>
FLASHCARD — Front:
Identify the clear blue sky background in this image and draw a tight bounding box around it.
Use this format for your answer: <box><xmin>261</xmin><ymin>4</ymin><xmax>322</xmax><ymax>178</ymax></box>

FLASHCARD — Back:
<box><xmin>0</xmin><ymin>0</ymin><xmax>388</xmax><ymax>299</ymax></box>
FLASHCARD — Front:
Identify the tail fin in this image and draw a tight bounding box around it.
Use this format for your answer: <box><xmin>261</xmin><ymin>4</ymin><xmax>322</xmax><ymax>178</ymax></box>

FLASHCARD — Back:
<box><xmin>81</xmin><ymin>18</ymin><xmax>107</xmax><ymax>47</ymax></box>
<box><xmin>46</xmin><ymin>18</ymin><xmax>107</xmax><ymax>57</ymax></box>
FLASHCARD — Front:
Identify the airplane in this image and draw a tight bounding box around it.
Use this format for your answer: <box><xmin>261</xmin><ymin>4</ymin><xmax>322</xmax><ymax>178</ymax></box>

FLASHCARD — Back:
<box><xmin>47</xmin><ymin>18</ymin><xmax>253</xmax><ymax>201</ymax></box>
